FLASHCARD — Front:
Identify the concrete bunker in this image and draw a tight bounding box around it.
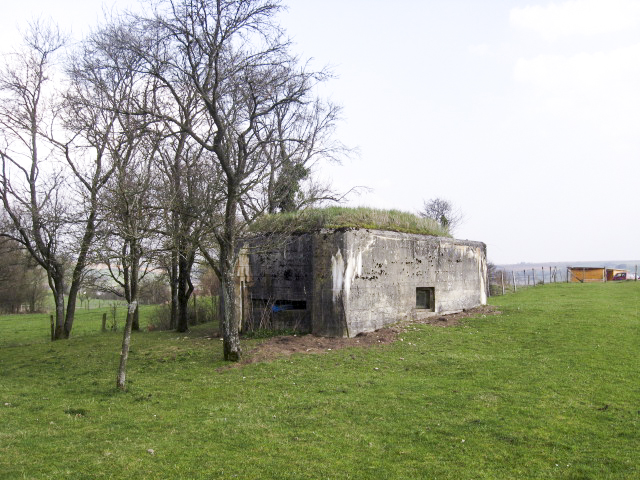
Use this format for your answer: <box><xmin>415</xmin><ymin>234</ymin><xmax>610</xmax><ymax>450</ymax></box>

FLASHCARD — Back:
<box><xmin>236</xmin><ymin>228</ymin><xmax>488</xmax><ymax>338</ymax></box>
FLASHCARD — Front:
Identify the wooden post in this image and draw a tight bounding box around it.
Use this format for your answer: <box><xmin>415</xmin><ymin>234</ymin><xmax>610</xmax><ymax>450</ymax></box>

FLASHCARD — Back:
<box><xmin>523</xmin><ymin>270</ymin><xmax>526</xmax><ymax>286</ymax></box>
<box><xmin>533</xmin><ymin>268</ymin><xmax>536</xmax><ymax>285</ymax></box>
<box><xmin>50</xmin><ymin>315</ymin><xmax>54</xmax><ymax>341</ymax></box>
<box><xmin>512</xmin><ymin>271</ymin><xmax>517</xmax><ymax>292</ymax></box>
<box><xmin>541</xmin><ymin>267</ymin><xmax>545</xmax><ymax>285</ymax></box>
<box><xmin>102</xmin><ymin>313</ymin><xmax>107</xmax><ymax>332</ymax></box>
<box><xmin>501</xmin><ymin>271</ymin><xmax>505</xmax><ymax>295</ymax></box>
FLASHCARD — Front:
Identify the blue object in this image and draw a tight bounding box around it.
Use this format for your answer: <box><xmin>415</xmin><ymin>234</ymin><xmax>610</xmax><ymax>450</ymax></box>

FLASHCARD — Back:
<box><xmin>272</xmin><ymin>304</ymin><xmax>294</xmax><ymax>312</ymax></box>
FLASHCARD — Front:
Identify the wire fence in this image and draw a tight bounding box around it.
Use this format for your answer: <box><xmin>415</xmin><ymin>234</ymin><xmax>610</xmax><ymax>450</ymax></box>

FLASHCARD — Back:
<box><xmin>488</xmin><ymin>265</ymin><xmax>639</xmax><ymax>296</ymax></box>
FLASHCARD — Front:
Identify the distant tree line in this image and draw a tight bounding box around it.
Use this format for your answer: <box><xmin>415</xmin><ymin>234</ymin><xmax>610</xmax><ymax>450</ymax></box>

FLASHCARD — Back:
<box><xmin>0</xmin><ymin>237</ymin><xmax>48</xmax><ymax>313</ymax></box>
<box><xmin>0</xmin><ymin>0</ymin><xmax>347</xmax><ymax>375</ymax></box>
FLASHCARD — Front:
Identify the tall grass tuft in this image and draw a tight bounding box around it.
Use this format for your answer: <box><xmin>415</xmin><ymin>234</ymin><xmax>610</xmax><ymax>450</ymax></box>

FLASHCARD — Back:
<box><xmin>250</xmin><ymin>206</ymin><xmax>450</xmax><ymax>237</ymax></box>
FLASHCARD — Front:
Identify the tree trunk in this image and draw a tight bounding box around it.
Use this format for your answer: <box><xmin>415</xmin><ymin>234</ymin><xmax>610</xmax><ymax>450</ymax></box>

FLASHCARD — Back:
<box><xmin>132</xmin><ymin>306</ymin><xmax>140</xmax><ymax>331</ymax></box>
<box><xmin>169</xmin><ymin>249</ymin><xmax>178</xmax><ymax>330</ymax></box>
<box><xmin>52</xmin><ymin>275</ymin><xmax>66</xmax><ymax>340</ymax></box>
<box><xmin>63</xmin><ymin>194</ymin><xmax>99</xmax><ymax>338</ymax></box>
<box><xmin>216</xmin><ymin>174</ymin><xmax>241</xmax><ymax>361</ymax></box>
<box><xmin>117</xmin><ymin>239</ymin><xmax>140</xmax><ymax>391</ymax></box>
<box><xmin>116</xmin><ymin>302</ymin><xmax>135</xmax><ymax>390</ymax></box>
<box><xmin>219</xmin><ymin>241</ymin><xmax>240</xmax><ymax>361</ymax></box>
<box><xmin>65</xmin><ymin>282</ymin><xmax>80</xmax><ymax>338</ymax></box>
<box><xmin>177</xmin><ymin>286</ymin><xmax>189</xmax><ymax>331</ymax></box>
<box><xmin>176</xmin><ymin>254</ymin><xmax>190</xmax><ymax>332</ymax></box>
<box><xmin>176</xmin><ymin>250</ymin><xmax>195</xmax><ymax>332</ymax></box>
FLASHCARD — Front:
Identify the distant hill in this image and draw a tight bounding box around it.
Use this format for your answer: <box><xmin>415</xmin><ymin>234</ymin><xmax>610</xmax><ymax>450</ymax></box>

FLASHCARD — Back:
<box><xmin>498</xmin><ymin>260</ymin><xmax>640</xmax><ymax>273</ymax></box>
<box><xmin>493</xmin><ymin>260</ymin><xmax>640</xmax><ymax>285</ymax></box>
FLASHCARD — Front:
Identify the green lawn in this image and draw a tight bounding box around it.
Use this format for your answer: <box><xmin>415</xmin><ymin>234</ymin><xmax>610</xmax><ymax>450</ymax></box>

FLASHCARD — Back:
<box><xmin>0</xmin><ymin>303</ymin><xmax>153</xmax><ymax>346</ymax></box>
<box><xmin>1</xmin><ymin>283</ymin><xmax>638</xmax><ymax>479</ymax></box>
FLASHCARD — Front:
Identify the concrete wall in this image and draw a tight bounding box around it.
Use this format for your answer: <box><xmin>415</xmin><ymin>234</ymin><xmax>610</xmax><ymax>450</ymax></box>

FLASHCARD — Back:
<box><xmin>323</xmin><ymin>230</ymin><xmax>487</xmax><ymax>336</ymax></box>
<box><xmin>239</xmin><ymin>229</ymin><xmax>487</xmax><ymax>337</ymax></box>
<box><xmin>238</xmin><ymin>235</ymin><xmax>314</xmax><ymax>332</ymax></box>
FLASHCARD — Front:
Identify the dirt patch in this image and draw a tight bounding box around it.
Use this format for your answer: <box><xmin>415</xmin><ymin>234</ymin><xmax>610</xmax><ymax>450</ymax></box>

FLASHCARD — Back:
<box><xmin>235</xmin><ymin>305</ymin><xmax>500</xmax><ymax>366</ymax></box>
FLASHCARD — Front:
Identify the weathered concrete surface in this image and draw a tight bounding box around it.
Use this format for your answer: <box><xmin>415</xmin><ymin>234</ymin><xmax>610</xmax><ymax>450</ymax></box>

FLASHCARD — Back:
<box><xmin>237</xmin><ymin>235</ymin><xmax>314</xmax><ymax>332</ymax></box>
<box><xmin>238</xmin><ymin>229</ymin><xmax>487</xmax><ymax>337</ymax></box>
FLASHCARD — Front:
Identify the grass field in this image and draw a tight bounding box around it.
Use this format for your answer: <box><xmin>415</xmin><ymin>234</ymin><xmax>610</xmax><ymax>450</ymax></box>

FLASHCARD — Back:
<box><xmin>1</xmin><ymin>282</ymin><xmax>638</xmax><ymax>479</ymax></box>
<box><xmin>0</xmin><ymin>303</ymin><xmax>154</xmax><ymax>347</ymax></box>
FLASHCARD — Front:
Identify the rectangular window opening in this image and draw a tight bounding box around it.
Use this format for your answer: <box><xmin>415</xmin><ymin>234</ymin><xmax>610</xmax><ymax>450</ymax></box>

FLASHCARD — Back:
<box><xmin>416</xmin><ymin>287</ymin><xmax>435</xmax><ymax>311</ymax></box>
<box><xmin>252</xmin><ymin>298</ymin><xmax>307</xmax><ymax>312</ymax></box>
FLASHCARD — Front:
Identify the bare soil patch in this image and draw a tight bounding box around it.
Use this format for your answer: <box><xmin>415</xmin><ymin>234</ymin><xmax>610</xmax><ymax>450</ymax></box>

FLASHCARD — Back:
<box><xmin>236</xmin><ymin>305</ymin><xmax>500</xmax><ymax>365</ymax></box>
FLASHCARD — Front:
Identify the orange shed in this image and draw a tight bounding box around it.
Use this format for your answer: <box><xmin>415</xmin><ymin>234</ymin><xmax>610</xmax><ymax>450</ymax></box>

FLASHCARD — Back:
<box><xmin>568</xmin><ymin>267</ymin><xmax>606</xmax><ymax>283</ymax></box>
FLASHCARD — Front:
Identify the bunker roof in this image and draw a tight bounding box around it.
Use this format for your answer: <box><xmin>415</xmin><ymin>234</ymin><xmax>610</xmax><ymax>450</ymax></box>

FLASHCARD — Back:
<box><xmin>249</xmin><ymin>207</ymin><xmax>451</xmax><ymax>237</ymax></box>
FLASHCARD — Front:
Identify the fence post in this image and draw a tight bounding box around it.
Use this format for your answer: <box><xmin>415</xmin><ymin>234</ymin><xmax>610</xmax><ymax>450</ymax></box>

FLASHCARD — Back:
<box><xmin>102</xmin><ymin>313</ymin><xmax>107</xmax><ymax>332</ymax></box>
<box><xmin>501</xmin><ymin>271</ymin><xmax>505</xmax><ymax>295</ymax></box>
<box><xmin>636</xmin><ymin>265</ymin><xmax>638</xmax><ymax>281</ymax></box>
<box><xmin>533</xmin><ymin>268</ymin><xmax>536</xmax><ymax>285</ymax></box>
<box><xmin>512</xmin><ymin>271</ymin><xmax>517</xmax><ymax>292</ymax></box>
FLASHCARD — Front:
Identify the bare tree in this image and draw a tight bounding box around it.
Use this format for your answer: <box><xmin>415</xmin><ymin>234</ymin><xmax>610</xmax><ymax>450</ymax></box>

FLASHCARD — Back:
<box><xmin>0</xmin><ymin>19</ymin><xmax>142</xmax><ymax>339</ymax></box>
<box><xmin>112</xmin><ymin>172</ymin><xmax>155</xmax><ymax>390</ymax></box>
<box><xmin>96</xmin><ymin>134</ymin><xmax>158</xmax><ymax>390</ymax></box>
<box><xmin>0</xmin><ymin>236</ymin><xmax>47</xmax><ymax>313</ymax></box>
<box><xmin>122</xmin><ymin>0</ymin><xmax>348</xmax><ymax>361</ymax></box>
<box><xmin>83</xmin><ymin>16</ymin><xmax>220</xmax><ymax>335</ymax></box>
<box><xmin>261</xmin><ymin>98</ymin><xmax>347</xmax><ymax>213</ymax></box>
<box><xmin>154</xmin><ymin>123</ymin><xmax>215</xmax><ymax>333</ymax></box>
<box><xmin>48</xmin><ymin>23</ymin><xmax>138</xmax><ymax>335</ymax></box>
<box><xmin>83</xmin><ymin>41</ymin><xmax>162</xmax><ymax>387</ymax></box>
<box><xmin>420</xmin><ymin>197</ymin><xmax>462</xmax><ymax>234</ymax></box>
<box><xmin>0</xmin><ymin>21</ymin><xmax>72</xmax><ymax>338</ymax></box>
<box><xmin>78</xmin><ymin>0</ymin><xmax>348</xmax><ymax>360</ymax></box>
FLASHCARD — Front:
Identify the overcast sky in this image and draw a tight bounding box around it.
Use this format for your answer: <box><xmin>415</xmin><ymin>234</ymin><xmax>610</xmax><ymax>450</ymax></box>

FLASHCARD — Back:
<box><xmin>2</xmin><ymin>0</ymin><xmax>639</xmax><ymax>264</ymax></box>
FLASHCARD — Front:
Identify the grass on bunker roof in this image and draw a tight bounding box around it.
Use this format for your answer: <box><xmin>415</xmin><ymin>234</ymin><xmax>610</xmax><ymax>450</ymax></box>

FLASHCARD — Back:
<box><xmin>249</xmin><ymin>206</ymin><xmax>450</xmax><ymax>237</ymax></box>
<box><xmin>0</xmin><ymin>282</ymin><xmax>639</xmax><ymax>479</ymax></box>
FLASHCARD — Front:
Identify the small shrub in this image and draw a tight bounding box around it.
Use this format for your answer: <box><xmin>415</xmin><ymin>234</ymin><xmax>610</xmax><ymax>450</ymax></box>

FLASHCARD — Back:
<box><xmin>147</xmin><ymin>296</ymin><xmax>219</xmax><ymax>331</ymax></box>
<box><xmin>147</xmin><ymin>304</ymin><xmax>172</xmax><ymax>331</ymax></box>
<box><xmin>187</xmin><ymin>296</ymin><xmax>218</xmax><ymax>326</ymax></box>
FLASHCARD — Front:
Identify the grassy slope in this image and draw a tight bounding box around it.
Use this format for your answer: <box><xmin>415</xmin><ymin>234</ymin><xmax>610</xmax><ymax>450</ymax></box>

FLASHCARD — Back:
<box><xmin>0</xmin><ymin>283</ymin><xmax>638</xmax><ymax>479</ymax></box>
<box><xmin>250</xmin><ymin>206</ymin><xmax>450</xmax><ymax>237</ymax></box>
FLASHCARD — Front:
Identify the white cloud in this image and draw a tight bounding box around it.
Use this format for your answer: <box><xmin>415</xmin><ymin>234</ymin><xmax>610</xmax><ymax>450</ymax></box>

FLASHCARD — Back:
<box><xmin>510</xmin><ymin>0</ymin><xmax>640</xmax><ymax>41</ymax></box>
